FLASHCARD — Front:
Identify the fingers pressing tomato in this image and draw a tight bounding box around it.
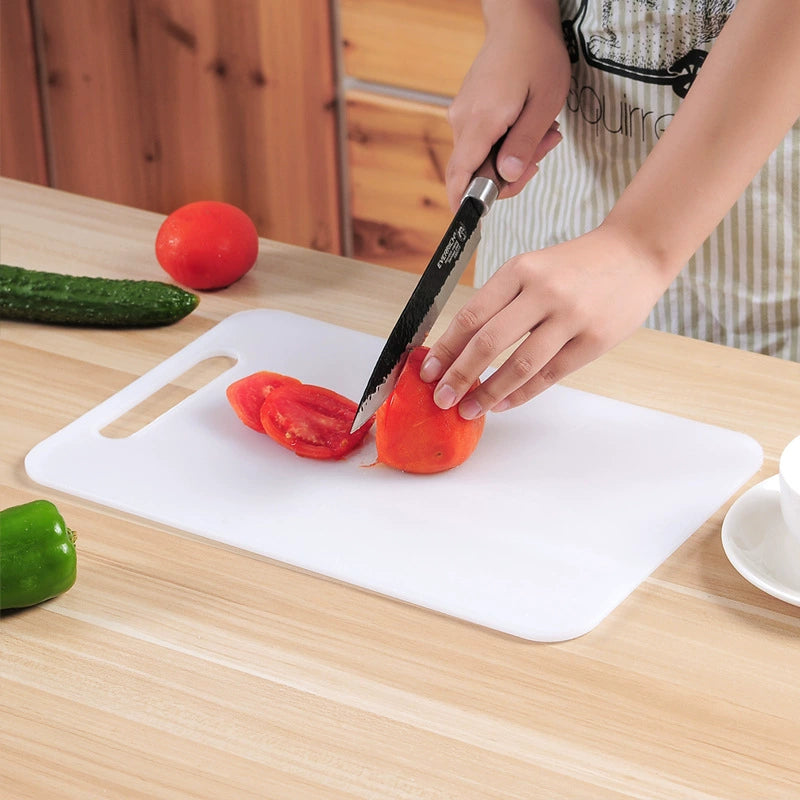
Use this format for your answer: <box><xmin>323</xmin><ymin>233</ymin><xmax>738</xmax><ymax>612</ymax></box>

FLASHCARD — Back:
<box><xmin>156</xmin><ymin>201</ymin><xmax>259</xmax><ymax>290</ymax></box>
<box><xmin>376</xmin><ymin>347</ymin><xmax>485</xmax><ymax>474</ymax></box>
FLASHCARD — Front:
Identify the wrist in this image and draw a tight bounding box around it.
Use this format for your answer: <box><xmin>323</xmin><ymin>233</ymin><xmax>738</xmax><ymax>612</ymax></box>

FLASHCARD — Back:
<box><xmin>594</xmin><ymin>217</ymin><xmax>686</xmax><ymax>289</ymax></box>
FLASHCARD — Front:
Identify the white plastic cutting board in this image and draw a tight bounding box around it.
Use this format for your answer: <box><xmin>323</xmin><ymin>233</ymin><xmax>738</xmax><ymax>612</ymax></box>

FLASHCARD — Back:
<box><xmin>26</xmin><ymin>309</ymin><xmax>762</xmax><ymax>641</ymax></box>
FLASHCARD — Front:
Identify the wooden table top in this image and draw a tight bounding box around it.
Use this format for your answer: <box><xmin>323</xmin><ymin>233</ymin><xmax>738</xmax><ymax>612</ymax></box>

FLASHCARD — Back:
<box><xmin>2</xmin><ymin>177</ymin><xmax>800</xmax><ymax>799</ymax></box>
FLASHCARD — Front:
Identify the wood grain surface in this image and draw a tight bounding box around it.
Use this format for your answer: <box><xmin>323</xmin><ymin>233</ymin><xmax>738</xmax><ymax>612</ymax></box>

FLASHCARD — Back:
<box><xmin>339</xmin><ymin>0</ymin><xmax>484</xmax><ymax>280</ymax></box>
<box><xmin>345</xmin><ymin>89</ymin><xmax>476</xmax><ymax>282</ymax></box>
<box><xmin>0</xmin><ymin>0</ymin><xmax>48</xmax><ymax>185</ymax></box>
<box><xmin>2</xmin><ymin>0</ymin><xmax>340</xmax><ymax>253</ymax></box>
<box><xmin>340</xmin><ymin>0</ymin><xmax>483</xmax><ymax>97</ymax></box>
<box><xmin>2</xmin><ymin>178</ymin><xmax>800</xmax><ymax>799</ymax></box>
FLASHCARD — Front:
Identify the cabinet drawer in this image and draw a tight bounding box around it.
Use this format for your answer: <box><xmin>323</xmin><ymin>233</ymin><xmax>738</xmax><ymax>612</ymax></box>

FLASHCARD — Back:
<box><xmin>340</xmin><ymin>0</ymin><xmax>482</xmax><ymax>97</ymax></box>
<box><xmin>346</xmin><ymin>89</ymin><xmax>475</xmax><ymax>283</ymax></box>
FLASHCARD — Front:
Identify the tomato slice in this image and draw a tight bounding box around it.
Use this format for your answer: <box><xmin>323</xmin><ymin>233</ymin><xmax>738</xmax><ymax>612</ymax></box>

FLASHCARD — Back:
<box><xmin>260</xmin><ymin>383</ymin><xmax>373</xmax><ymax>460</ymax></box>
<box><xmin>226</xmin><ymin>371</ymin><xmax>301</xmax><ymax>432</ymax></box>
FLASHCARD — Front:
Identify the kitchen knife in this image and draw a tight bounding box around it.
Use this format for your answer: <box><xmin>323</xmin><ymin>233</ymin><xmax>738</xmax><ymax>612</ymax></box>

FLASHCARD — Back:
<box><xmin>350</xmin><ymin>141</ymin><xmax>507</xmax><ymax>433</ymax></box>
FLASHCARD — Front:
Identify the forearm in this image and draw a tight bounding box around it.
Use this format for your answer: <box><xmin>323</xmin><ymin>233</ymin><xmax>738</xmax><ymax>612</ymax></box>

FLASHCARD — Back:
<box><xmin>479</xmin><ymin>0</ymin><xmax>565</xmax><ymax>68</ymax></box>
<box><xmin>605</xmin><ymin>0</ymin><xmax>800</xmax><ymax>280</ymax></box>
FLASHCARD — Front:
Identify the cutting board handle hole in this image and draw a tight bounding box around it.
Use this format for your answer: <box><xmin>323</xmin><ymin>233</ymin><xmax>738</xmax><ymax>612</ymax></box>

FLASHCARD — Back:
<box><xmin>99</xmin><ymin>355</ymin><xmax>237</xmax><ymax>438</ymax></box>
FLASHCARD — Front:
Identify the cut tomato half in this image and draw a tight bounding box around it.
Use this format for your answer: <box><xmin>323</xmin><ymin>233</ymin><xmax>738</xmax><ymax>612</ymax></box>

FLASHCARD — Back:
<box><xmin>376</xmin><ymin>346</ymin><xmax>485</xmax><ymax>473</ymax></box>
<box><xmin>260</xmin><ymin>383</ymin><xmax>373</xmax><ymax>460</ymax></box>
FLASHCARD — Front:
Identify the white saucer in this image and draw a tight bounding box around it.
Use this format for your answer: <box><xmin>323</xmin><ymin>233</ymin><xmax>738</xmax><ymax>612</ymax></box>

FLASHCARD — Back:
<box><xmin>721</xmin><ymin>475</ymin><xmax>800</xmax><ymax>606</ymax></box>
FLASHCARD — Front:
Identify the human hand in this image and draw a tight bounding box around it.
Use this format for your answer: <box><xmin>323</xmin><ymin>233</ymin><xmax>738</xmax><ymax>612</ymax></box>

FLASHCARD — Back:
<box><xmin>445</xmin><ymin>0</ymin><xmax>571</xmax><ymax>211</ymax></box>
<box><xmin>419</xmin><ymin>225</ymin><xmax>671</xmax><ymax>418</ymax></box>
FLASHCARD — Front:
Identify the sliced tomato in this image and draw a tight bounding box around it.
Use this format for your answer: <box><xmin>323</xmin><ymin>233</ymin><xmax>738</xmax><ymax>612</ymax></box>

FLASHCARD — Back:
<box><xmin>260</xmin><ymin>383</ymin><xmax>373</xmax><ymax>460</ymax></box>
<box><xmin>226</xmin><ymin>371</ymin><xmax>301</xmax><ymax>432</ymax></box>
<box><xmin>376</xmin><ymin>346</ymin><xmax>485</xmax><ymax>474</ymax></box>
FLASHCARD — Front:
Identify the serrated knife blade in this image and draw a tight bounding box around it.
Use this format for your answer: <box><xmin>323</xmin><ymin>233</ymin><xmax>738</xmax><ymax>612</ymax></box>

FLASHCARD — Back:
<box><xmin>350</xmin><ymin>144</ymin><xmax>507</xmax><ymax>433</ymax></box>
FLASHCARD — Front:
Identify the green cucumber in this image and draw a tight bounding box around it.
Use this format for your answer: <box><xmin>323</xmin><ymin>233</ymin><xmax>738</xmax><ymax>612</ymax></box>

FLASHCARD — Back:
<box><xmin>0</xmin><ymin>264</ymin><xmax>199</xmax><ymax>328</ymax></box>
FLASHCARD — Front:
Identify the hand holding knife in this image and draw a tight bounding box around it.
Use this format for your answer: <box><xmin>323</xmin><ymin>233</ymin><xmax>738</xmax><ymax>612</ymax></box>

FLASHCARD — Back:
<box><xmin>350</xmin><ymin>139</ymin><xmax>508</xmax><ymax>433</ymax></box>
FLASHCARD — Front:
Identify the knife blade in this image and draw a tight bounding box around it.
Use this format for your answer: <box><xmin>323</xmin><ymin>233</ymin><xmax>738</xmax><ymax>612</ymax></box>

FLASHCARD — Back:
<box><xmin>350</xmin><ymin>141</ymin><xmax>507</xmax><ymax>433</ymax></box>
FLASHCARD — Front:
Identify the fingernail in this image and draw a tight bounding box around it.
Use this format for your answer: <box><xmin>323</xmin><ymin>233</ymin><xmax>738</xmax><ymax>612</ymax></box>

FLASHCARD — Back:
<box><xmin>434</xmin><ymin>383</ymin><xmax>457</xmax><ymax>409</ymax></box>
<box><xmin>499</xmin><ymin>155</ymin><xmax>525</xmax><ymax>183</ymax></box>
<box><xmin>420</xmin><ymin>355</ymin><xmax>443</xmax><ymax>382</ymax></box>
<box><xmin>459</xmin><ymin>398</ymin><xmax>482</xmax><ymax>420</ymax></box>
<box><xmin>491</xmin><ymin>399</ymin><xmax>511</xmax><ymax>413</ymax></box>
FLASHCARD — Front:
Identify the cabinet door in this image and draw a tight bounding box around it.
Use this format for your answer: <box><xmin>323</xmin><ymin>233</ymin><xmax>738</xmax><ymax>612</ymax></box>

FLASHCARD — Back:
<box><xmin>340</xmin><ymin>0</ymin><xmax>483</xmax><ymax>97</ymax></box>
<box><xmin>0</xmin><ymin>0</ymin><xmax>48</xmax><ymax>184</ymax></box>
<box><xmin>346</xmin><ymin>90</ymin><xmax>476</xmax><ymax>284</ymax></box>
<box><xmin>340</xmin><ymin>0</ymin><xmax>483</xmax><ymax>282</ymax></box>
<box><xmin>3</xmin><ymin>0</ymin><xmax>341</xmax><ymax>254</ymax></box>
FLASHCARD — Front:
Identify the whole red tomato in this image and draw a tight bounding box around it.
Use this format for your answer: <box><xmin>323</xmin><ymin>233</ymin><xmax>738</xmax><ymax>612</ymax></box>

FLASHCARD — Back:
<box><xmin>376</xmin><ymin>346</ymin><xmax>485</xmax><ymax>474</ymax></box>
<box><xmin>155</xmin><ymin>200</ymin><xmax>259</xmax><ymax>289</ymax></box>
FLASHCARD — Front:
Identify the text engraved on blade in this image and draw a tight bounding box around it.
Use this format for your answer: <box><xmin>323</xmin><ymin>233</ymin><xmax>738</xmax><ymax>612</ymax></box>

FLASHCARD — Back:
<box><xmin>437</xmin><ymin>223</ymin><xmax>468</xmax><ymax>270</ymax></box>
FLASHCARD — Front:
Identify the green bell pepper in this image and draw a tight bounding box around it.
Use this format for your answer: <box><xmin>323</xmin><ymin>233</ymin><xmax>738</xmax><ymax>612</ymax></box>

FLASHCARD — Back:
<box><xmin>0</xmin><ymin>500</ymin><xmax>77</xmax><ymax>610</ymax></box>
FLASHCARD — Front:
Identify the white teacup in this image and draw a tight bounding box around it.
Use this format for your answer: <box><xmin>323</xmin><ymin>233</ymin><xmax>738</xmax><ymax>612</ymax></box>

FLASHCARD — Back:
<box><xmin>779</xmin><ymin>435</ymin><xmax>800</xmax><ymax>543</ymax></box>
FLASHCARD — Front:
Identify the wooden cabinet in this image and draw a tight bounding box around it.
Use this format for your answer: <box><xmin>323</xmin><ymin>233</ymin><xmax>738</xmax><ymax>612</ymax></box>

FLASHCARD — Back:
<box><xmin>339</xmin><ymin>0</ymin><xmax>483</xmax><ymax>282</ymax></box>
<box><xmin>0</xmin><ymin>0</ymin><xmax>341</xmax><ymax>254</ymax></box>
<box><xmin>0</xmin><ymin>1</ymin><xmax>484</xmax><ymax>279</ymax></box>
<box><xmin>346</xmin><ymin>90</ymin><xmax>453</xmax><ymax>274</ymax></box>
<box><xmin>339</xmin><ymin>0</ymin><xmax>483</xmax><ymax>97</ymax></box>
<box><xmin>0</xmin><ymin>0</ymin><xmax>48</xmax><ymax>186</ymax></box>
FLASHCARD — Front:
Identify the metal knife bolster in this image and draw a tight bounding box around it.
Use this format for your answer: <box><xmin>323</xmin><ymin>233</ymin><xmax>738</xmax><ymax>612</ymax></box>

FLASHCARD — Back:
<box><xmin>464</xmin><ymin>176</ymin><xmax>499</xmax><ymax>215</ymax></box>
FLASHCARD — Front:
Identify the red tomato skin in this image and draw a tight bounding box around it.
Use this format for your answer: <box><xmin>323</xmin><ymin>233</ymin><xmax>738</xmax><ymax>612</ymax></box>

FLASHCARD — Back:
<box><xmin>226</xmin><ymin>371</ymin><xmax>301</xmax><ymax>433</ymax></box>
<box><xmin>376</xmin><ymin>347</ymin><xmax>485</xmax><ymax>474</ymax></box>
<box><xmin>260</xmin><ymin>383</ymin><xmax>373</xmax><ymax>460</ymax></box>
<box><xmin>155</xmin><ymin>201</ymin><xmax>259</xmax><ymax>290</ymax></box>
